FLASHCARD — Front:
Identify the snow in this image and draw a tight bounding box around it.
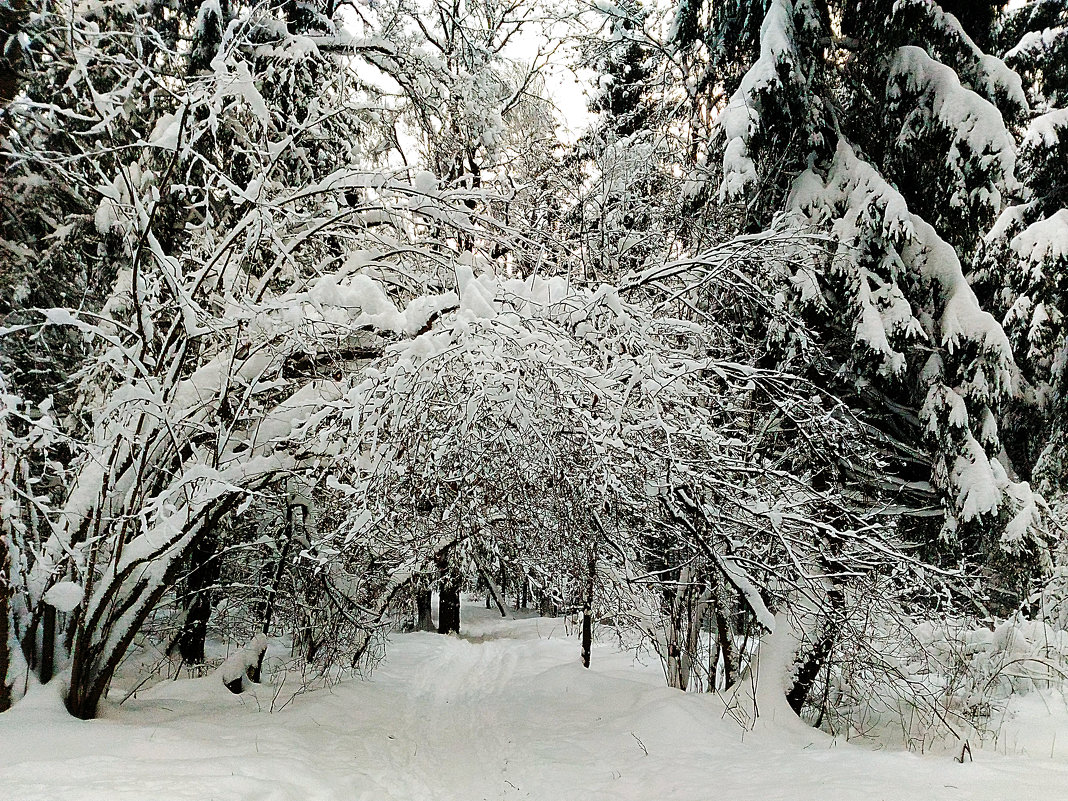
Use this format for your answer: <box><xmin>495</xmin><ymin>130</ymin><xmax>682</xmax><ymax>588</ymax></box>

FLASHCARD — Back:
<box><xmin>455</xmin><ymin>263</ymin><xmax>499</xmax><ymax>319</ymax></box>
<box><xmin>892</xmin><ymin>1</ymin><xmax>1028</xmax><ymax>115</ymax></box>
<box><xmin>1006</xmin><ymin>26</ymin><xmax>1068</xmax><ymax>64</ymax></box>
<box><xmin>975</xmin><ymin>53</ymin><xmax>1028</xmax><ymax>114</ymax></box>
<box><xmin>94</xmin><ymin>197</ymin><xmax>119</xmax><ymax>234</ymax></box>
<box><xmin>789</xmin><ymin>140</ymin><xmax>1014</xmax><ymax>389</ymax></box>
<box><xmin>718</xmin><ymin>0</ymin><xmax>798</xmax><ymax>201</ymax></box>
<box><xmin>888</xmin><ymin>46</ymin><xmax>1016</xmax><ymax>193</ymax></box>
<box><xmin>307</xmin><ymin>271</ymin><xmax>458</xmax><ymax>336</ymax></box>
<box><xmin>41</xmin><ymin>581</ymin><xmax>84</xmax><ymax>612</ymax></box>
<box><xmin>216</xmin><ymin>633</ymin><xmax>269</xmax><ymax>689</ymax></box>
<box><xmin>3</xmin><ymin>602</ymin><xmax>1068</xmax><ymax>800</ymax></box>
<box><xmin>716</xmin><ymin>553</ymin><xmax>776</xmax><ymax>632</ymax></box>
<box><xmin>147</xmin><ymin>112</ymin><xmax>183</xmax><ymax>151</ymax></box>
<box><xmin>213</xmin><ymin>60</ymin><xmax>271</xmax><ymax>124</ymax></box>
<box><xmin>1011</xmin><ymin>209</ymin><xmax>1068</xmax><ymax>268</ymax></box>
<box><xmin>953</xmin><ymin>435</ymin><xmax>1003</xmax><ymax>521</ymax></box>
<box><xmin>1022</xmin><ymin>108</ymin><xmax>1068</xmax><ymax>150</ymax></box>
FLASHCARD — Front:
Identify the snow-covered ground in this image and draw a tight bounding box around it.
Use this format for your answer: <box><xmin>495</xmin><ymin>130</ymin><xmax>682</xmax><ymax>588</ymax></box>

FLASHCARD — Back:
<box><xmin>3</xmin><ymin>602</ymin><xmax>1068</xmax><ymax>801</ymax></box>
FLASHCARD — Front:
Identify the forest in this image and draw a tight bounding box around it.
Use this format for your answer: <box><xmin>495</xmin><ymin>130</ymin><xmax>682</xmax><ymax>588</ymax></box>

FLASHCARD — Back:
<box><xmin>1</xmin><ymin>0</ymin><xmax>1068</xmax><ymax>797</ymax></box>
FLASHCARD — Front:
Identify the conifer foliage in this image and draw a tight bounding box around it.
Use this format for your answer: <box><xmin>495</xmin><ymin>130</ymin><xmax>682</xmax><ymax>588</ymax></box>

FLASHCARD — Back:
<box><xmin>706</xmin><ymin>0</ymin><xmax>1063</xmax><ymax>605</ymax></box>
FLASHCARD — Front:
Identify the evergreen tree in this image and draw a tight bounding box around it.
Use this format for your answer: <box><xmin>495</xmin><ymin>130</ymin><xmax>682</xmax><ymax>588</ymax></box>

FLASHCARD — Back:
<box><xmin>1001</xmin><ymin>0</ymin><xmax>1068</xmax><ymax>107</ymax></box>
<box><xmin>588</xmin><ymin>0</ymin><xmax>654</xmax><ymax>140</ymax></box>
<box><xmin>976</xmin><ymin>2</ymin><xmax>1068</xmax><ymax>503</ymax></box>
<box><xmin>708</xmin><ymin>0</ymin><xmax>1050</xmax><ymax>607</ymax></box>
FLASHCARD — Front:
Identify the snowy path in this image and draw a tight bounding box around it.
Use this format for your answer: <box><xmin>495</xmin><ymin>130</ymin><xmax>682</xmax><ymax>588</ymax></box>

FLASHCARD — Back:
<box><xmin>3</xmin><ymin>605</ymin><xmax>1068</xmax><ymax>800</ymax></box>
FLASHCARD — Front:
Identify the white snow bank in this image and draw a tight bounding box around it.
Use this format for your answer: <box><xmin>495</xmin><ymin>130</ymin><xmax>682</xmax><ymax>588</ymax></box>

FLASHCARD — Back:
<box><xmin>3</xmin><ymin>603</ymin><xmax>1068</xmax><ymax>800</ymax></box>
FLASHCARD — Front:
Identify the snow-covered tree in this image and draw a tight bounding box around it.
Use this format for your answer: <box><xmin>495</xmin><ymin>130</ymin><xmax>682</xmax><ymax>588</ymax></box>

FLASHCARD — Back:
<box><xmin>707</xmin><ymin>0</ymin><xmax>1049</xmax><ymax>608</ymax></box>
<box><xmin>976</xmin><ymin>2</ymin><xmax>1068</xmax><ymax>504</ymax></box>
<box><xmin>586</xmin><ymin>0</ymin><xmax>653</xmax><ymax>140</ymax></box>
<box><xmin>3</xmin><ymin>0</ymin><xmax>1063</xmax><ymax>739</ymax></box>
<box><xmin>0</xmin><ymin>0</ymin><xmax>516</xmax><ymax>716</ymax></box>
<box><xmin>1001</xmin><ymin>0</ymin><xmax>1068</xmax><ymax>108</ymax></box>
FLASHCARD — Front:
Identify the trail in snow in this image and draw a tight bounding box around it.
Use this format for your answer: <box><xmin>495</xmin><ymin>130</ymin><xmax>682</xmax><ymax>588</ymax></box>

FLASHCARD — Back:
<box><xmin>2</xmin><ymin>603</ymin><xmax>1068</xmax><ymax>800</ymax></box>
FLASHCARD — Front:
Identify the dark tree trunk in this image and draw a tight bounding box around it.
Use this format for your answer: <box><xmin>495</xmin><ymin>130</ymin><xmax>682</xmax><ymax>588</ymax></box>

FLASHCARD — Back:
<box><xmin>787</xmin><ymin>547</ymin><xmax>846</xmax><ymax>716</ymax></box>
<box><xmin>581</xmin><ymin>609</ymin><xmax>592</xmax><ymax>668</ymax></box>
<box><xmin>434</xmin><ymin>549</ymin><xmax>461</xmax><ymax>635</ymax></box>
<box><xmin>252</xmin><ymin>502</ymin><xmax>303</xmax><ymax>683</ymax></box>
<box><xmin>437</xmin><ymin>583</ymin><xmax>460</xmax><ymax>635</ymax></box>
<box><xmin>786</xmin><ymin>629</ymin><xmax>835</xmax><ymax>715</ymax></box>
<box><xmin>39</xmin><ymin>604</ymin><xmax>55</xmax><ymax>684</ymax></box>
<box><xmin>176</xmin><ymin>594</ymin><xmax>211</xmax><ymax>665</ymax></box>
<box><xmin>581</xmin><ymin>553</ymin><xmax>596</xmax><ymax>668</ymax></box>
<box><xmin>539</xmin><ymin>592</ymin><xmax>554</xmax><ymax>617</ymax></box>
<box><xmin>714</xmin><ymin>605</ymin><xmax>736</xmax><ymax>689</ymax></box>
<box><xmin>415</xmin><ymin>589</ymin><xmax>434</xmax><ymax>631</ymax></box>
<box><xmin>0</xmin><ymin>529</ymin><xmax>11</xmax><ymax>712</ymax></box>
<box><xmin>173</xmin><ymin>529</ymin><xmax>221</xmax><ymax>665</ymax></box>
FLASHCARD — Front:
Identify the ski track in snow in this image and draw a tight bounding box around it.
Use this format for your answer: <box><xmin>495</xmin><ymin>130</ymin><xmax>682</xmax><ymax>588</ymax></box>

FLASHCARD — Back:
<box><xmin>3</xmin><ymin>604</ymin><xmax>1068</xmax><ymax>800</ymax></box>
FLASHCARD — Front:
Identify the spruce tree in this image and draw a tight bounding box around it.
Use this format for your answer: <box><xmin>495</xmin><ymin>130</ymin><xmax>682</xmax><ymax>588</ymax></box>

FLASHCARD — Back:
<box><xmin>976</xmin><ymin>1</ymin><xmax>1068</xmax><ymax>504</ymax></box>
<box><xmin>709</xmin><ymin>0</ymin><xmax>1049</xmax><ymax>607</ymax></box>
<box><xmin>589</xmin><ymin>0</ymin><xmax>654</xmax><ymax>140</ymax></box>
<box><xmin>1001</xmin><ymin>0</ymin><xmax>1068</xmax><ymax>107</ymax></box>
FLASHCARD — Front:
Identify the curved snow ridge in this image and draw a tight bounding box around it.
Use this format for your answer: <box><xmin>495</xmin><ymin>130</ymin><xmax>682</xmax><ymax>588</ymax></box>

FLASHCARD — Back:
<box><xmin>1005</xmin><ymin>25</ymin><xmax>1068</xmax><ymax>64</ymax></box>
<box><xmin>892</xmin><ymin>0</ymin><xmax>1029</xmax><ymax>117</ymax></box>
<box><xmin>1022</xmin><ymin>107</ymin><xmax>1068</xmax><ymax>151</ymax></box>
<box><xmin>1010</xmin><ymin>209</ymin><xmax>1068</xmax><ymax>267</ymax></box>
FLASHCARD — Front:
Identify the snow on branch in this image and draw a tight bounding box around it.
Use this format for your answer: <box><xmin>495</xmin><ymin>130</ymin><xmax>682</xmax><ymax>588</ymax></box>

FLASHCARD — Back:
<box><xmin>892</xmin><ymin>0</ymin><xmax>1028</xmax><ymax>120</ymax></box>
<box><xmin>791</xmin><ymin>140</ymin><xmax>1014</xmax><ymax>388</ymax></box>
<box><xmin>717</xmin><ymin>0</ymin><xmax>801</xmax><ymax>201</ymax></box>
<box><xmin>888</xmin><ymin>45</ymin><xmax>1017</xmax><ymax>212</ymax></box>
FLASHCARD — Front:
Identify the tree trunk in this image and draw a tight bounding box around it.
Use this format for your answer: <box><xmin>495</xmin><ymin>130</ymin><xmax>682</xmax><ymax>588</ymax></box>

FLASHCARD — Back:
<box><xmin>437</xmin><ymin>582</ymin><xmax>460</xmax><ymax>635</ymax></box>
<box><xmin>538</xmin><ymin>592</ymin><xmax>555</xmax><ymax>617</ymax></box>
<box><xmin>664</xmin><ymin>567</ymin><xmax>692</xmax><ymax>690</ymax></box>
<box><xmin>786</xmin><ymin>627</ymin><xmax>836</xmax><ymax>715</ymax></box>
<box><xmin>39</xmin><ymin>604</ymin><xmax>55</xmax><ymax>684</ymax></box>
<box><xmin>434</xmin><ymin>549</ymin><xmax>460</xmax><ymax>635</ymax></box>
<box><xmin>580</xmin><ymin>608</ymin><xmax>592</xmax><ymax>669</ymax></box>
<box><xmin>787</xmin><ymin>548</ymin><xmax>846</xmax><ymax>716</ymax></box>
<box><xmin>252</xmin><ymin>501</ymin><xmax>303</xmax><ymax>683</ymax></box>
<box><xmin>714</xmin><ymin>604</ymin><xmax>737</xmax><ymax>689</ymax></box>
<box><xmin>415</xmin><ymin>589</ymin><xmax>434</xmax><ymax>631</ymax></box>
<box><xmin>471</xmin><ymin>552</ymin><xmax>507</xmax><ymax>618</ymax></box>
<box><xmin>684</xmin><ymin>586</ymin><xmax>710</xmax><ymax>689</ymax></box>
<box><xmin>581</xmin><ymin>552</ymin><xmax>595</xmax><ymax>668</ymax></box>
<box><xmin>0</xmin><ymin>527</ymin><xmax>11</xmax><ymax>713</ymax></box>
<box><xmin>66</xmin><ymin>501</ymin><xmax>235</xmax><ymax>719</ymax></box>
<box><xmin>172</xmin><ymin>529</ymin><xmax>221</xmax><ymax>665</ymax></box>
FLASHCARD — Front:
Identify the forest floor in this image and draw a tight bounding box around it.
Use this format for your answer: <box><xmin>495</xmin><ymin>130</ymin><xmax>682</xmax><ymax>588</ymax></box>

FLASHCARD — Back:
<box><xmin>3</xmin><ymin>602</ymin><xmax>1068</xmax><ymax>800</ymax></box>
